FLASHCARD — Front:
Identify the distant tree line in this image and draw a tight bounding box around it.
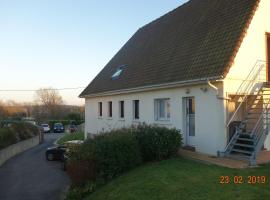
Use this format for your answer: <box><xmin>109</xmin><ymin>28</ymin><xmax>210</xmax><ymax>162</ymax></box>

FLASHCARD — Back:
<box><xmin>0</xmin><ymin>88</ymin><xmax>84</xmax><ymax>124</ymax></box>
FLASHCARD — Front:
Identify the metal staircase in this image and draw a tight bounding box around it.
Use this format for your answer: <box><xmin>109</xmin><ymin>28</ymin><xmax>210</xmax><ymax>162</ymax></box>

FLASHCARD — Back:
<box><xmin>222</xmin><ymin>60</ymin><xmax>269</xmax><ymax>166</ymax></box>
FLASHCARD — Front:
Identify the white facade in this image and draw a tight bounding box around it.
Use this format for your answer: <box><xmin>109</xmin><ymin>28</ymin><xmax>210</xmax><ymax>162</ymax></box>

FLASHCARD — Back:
<box><xmin>83</xmin><ymin>0</ymin><xmax>270</xmax><ymax>155</ymax></box>
<box><xmin>85</xmin><ymin>83</ymin><xmax>226</xmax><ymax>155</ymax></box>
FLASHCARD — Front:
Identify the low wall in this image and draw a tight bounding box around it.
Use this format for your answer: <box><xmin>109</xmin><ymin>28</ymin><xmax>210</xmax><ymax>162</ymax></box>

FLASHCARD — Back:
<box><xmin>0</xmin><ymin>136</ymin><xmax>40</xmax><ymax>166</ymax></box>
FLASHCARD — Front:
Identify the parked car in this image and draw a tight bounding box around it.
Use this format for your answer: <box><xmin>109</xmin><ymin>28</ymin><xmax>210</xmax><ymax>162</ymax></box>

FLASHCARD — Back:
<box><xmin>45</xmin><ymin>145</ymin><xmax>67</xmax><ymax>161</ymax></box>
<box><xmin>41</xmin><ymin>123</ymin><xmax>50</xmax><ymax>133</ymax></box>
<box><xmin>69</xmin><ymin>124</ymin><xmax>77</xmax><ymax>133</ymax></box>
<box><xmin>53</xmin><ymin>123</ymin><xmax>65</xmax><ymax>133</ymax></box>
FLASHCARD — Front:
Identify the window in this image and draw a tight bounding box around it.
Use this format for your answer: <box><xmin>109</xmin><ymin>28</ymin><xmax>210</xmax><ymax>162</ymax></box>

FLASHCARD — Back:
<box><xmin>155</xmin><ymin>99</ymin><xmax>170</xmax><ymax>120</ymax></box>
<box><xmin>111</xmin><ymin>65</ymin><xmax>127</xmax><ymax>80</ymax></box>
<box><xmin>133</xmin><ymin>100</ymin><xmax>140</xmax><ymax>120</ymax></box>
<box><xmin>108</xmin><ymin>101</ymin><xmax>112</xmax><ymax>118</ymax></box>
<box><xmin>98</xmin><ymin>102</ymin><xmax>102</xmax><ymax>117</ymax></box>
<box><xmin>119</xmin><ymin>101</ymin><xmax>125</xmax><ymax>118</ymax></box>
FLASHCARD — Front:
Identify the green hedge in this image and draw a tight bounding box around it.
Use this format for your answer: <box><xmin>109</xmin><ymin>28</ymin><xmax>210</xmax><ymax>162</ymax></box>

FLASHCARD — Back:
<box><xmin>66</xmin><ymin>125</ymin><xmax>182</xmax><ymax>199</ymax></box>
<box><xmin>92</xmin><ymin>129</ymin><xmax>142</xmax><ymax>182</ymax></box>
<box><xmin>68</xmin><ymin>129</ymin><xmax>142</xmax><ymax>186</ymax></box>
<box><xmin>11</xmin><ymin>122</ymin><xmax>39</xmax><ymax>140</ymax></box>
<box><xmin>0</xmin><ymin>122</ymin><xmax>39</xmax><ymax>150</ymax></box>
<box><xmin>0</xmin><ymin>128</ymin><xmax>17</xmax><ymax>150</ymax></box>
<box><xmin>134</xmin><ymin>124</ymin><xmax>182</xmax><ymax>161</ymax></box>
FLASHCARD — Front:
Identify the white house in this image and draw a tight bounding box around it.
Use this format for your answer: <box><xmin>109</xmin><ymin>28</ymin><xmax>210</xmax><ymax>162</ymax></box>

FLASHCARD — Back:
<box><xmin>80</xmin><ymin>0</ymin><xmax>270</xmax><ymax>165</ymax></box>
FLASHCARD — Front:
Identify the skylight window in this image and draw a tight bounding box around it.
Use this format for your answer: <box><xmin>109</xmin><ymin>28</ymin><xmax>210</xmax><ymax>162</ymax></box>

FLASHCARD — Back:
<box><xmin>111</xmin><ymin>65</ymin><xmax>126</xmax><ymax>79</ymax></box>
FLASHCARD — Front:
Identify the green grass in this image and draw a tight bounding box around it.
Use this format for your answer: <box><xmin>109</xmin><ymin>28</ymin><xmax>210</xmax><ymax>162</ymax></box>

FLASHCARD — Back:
<box><xmin>57</xmin><ymin>132</ymin><xmax>84</xmax><ymax>145</ymax></box>
<box><xmin>85</xmin><ymin>158</ymin><xmax>270</xmax><ymax>200</ymax></box>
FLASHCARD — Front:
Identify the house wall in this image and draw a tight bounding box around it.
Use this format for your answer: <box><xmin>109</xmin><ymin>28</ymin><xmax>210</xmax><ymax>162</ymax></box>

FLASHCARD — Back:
<box><xmin>85</xmin><ymin>83</ymin><xmax>226</xmax><ymax>155</ymax></box>
<box><xmin>224</xmin><ymin>0</ymin><xmax>270</xmax><ymax>149</ymax></box>
<box><xmin>224</xmin><ymin>0</ymin><xmax>270</xmax><ymax>93</ymax></box>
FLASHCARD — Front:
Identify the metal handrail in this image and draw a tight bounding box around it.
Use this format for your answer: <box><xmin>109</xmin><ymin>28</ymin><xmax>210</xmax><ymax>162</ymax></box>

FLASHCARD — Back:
<box><xmin>226</xmin><ymin>60</ymin><xmax>266</xmax><ymax>127</ymax></box>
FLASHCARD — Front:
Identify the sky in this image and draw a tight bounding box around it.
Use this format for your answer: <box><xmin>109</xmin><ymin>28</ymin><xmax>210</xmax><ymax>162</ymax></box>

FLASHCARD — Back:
<box><xmin>0</xmin><ymin>0</ymin><xmax>188</xmax><ymax>105</ymax></box>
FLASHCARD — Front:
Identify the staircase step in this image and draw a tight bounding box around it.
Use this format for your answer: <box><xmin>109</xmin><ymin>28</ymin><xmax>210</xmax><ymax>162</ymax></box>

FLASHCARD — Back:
<box><xmin>237</xmin><ymin>137</ymin><xmax>255</xmax><ymax>142</ymax></box>
<box><xmin>234</xmin><ymin>143</ymin><xmax>254</xmax><ymax>148</ymax></box>
<box><xmin>232</xmin><ymin>148</ymin><xmax>253</xmax><ymax>155</ymax></box>
<box><xmin>239</xmin><ymin>133</ymin><xmax>252</xmax><ymax>137</ymax></box>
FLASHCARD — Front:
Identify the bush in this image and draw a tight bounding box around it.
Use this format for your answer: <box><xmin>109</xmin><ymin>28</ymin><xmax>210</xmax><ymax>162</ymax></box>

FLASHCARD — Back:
<box><xmin>134</xmin><ymin>124</ymin><xmax>182</xmax><ymax>161</ymax></box>
<box><xmin>67</xmin><ymin>129</ymin><xmax>142</xmax><ymax>186</ymax></box>
<box><xmin>11</xmin><ymin>122</ymin><xmax>39</xmax><ymax>140</ymax></box>
<box><xmin>66</xmin><ymin>124</ymin><xmax>182</xmax><ymax>198</ymax></box>
<box><xmin>92</xmin><ymin>129</ymin><xmax>142</xmax><ymax>182</ymax></box>
<box><xmin>0</xmin><ymin>128</ymin><xmax>17</xmax><ymax>150</ymax></box>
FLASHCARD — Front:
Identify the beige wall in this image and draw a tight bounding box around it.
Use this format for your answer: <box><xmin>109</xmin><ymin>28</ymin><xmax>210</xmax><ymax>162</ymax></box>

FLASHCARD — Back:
<box><xmin>85</xmin><ymin>83</ymin><xmax>226</xmax><ymax>155</ymax></box>
<box><xmin>224</xmin><ymin>0</ymin><xmax>270</xmax><ymax>94</ymax></box>
<box><xmin>224</xmin><ymin>0</ymin><xmax>270</xmax><ymax>149</ymax></box>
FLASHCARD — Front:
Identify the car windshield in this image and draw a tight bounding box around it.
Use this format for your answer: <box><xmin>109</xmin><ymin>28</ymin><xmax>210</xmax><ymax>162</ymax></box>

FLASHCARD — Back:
<box><xmin>42</xmin><ymin>124</ymin><xmax>49</xmax><ymax>127</ymax></box>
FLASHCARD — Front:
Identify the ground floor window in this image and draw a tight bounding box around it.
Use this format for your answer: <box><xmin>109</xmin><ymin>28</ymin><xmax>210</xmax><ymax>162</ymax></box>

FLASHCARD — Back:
<box><xmin>119</xmin><ymin>101</ymin><xmax>125</xmax><ymax>118</ymax></box>
<box><xmin>154</xmin><ymin>98</ymin><xmax>170</xmax><ymax>121</ymax></box>
<box><xmin>98</xmin><ymin>102</ymin><xmax>102</xmax><ymax>117</ymax></box>
<box><xmin>133</xmin><ymin>100</ymin><xmax>140</xmax><ymax>119</ymax></box>
<box><xmin>108</xmin><ymin>101</ymin><xmax>112</xmax><ymax>117</ymax></box>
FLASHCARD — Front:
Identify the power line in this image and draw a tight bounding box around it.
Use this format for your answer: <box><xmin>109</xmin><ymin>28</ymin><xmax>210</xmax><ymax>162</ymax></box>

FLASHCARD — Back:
<box><xmin>0</xmin><ymin>87</ymin><xmax>85</xmax><ymax>92</ymax></box>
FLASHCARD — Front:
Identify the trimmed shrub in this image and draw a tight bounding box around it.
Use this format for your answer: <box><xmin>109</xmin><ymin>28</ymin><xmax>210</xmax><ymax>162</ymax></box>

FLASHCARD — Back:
<box><xmin>0</xmin><ymin>128</ymin><xmax>17</xmax><ymax>150</ymax></box>
<box><xmin>11</xmin><ymin>122</ymin><xmax>39</xmax><ymax>140</ymax></box>
<box><xmin>67</xmin><ymin>128</ymin><xmax>142</xmax><ymax>186</ymax></box>
<box><xmin>134</xmin><ymin>124</ymin><xmax>182</xmax><ymax>161</ymax></box>
<box><xmin>92</xmin><ymin>129</ymin><xmax>142</xmax><ymax>182</ymax></box>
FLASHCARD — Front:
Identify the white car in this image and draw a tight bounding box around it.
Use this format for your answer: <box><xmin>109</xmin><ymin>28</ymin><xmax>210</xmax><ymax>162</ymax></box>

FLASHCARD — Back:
<box><xmin>41</xmin><ymin>124</ymin><xmax>50</xmax><ymax>133</ymax></box>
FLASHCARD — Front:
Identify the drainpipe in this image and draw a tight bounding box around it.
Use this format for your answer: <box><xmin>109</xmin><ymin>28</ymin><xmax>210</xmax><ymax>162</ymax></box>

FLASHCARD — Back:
<box><xmin>207</xmin><ymin>80</ymin><xmax>230</xmax><ymax>100</ymax></box>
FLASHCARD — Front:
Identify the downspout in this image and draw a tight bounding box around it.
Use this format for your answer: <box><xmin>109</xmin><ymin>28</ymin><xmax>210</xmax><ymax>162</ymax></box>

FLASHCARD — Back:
<box><xmin>207</xmin><ymin>79</ymin><xmax>230</xmax><ymax>100</ymax></box>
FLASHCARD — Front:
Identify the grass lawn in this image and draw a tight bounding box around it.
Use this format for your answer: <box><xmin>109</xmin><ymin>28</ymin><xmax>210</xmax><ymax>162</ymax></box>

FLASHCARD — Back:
<box><xmin>57</xmin><ymin>132</ymin><xmax>84</xmax><ymax>145</ymax></box>
<box><xmin>85</xmin><ymin>158</ymin><xmax>270</xmax><ymax>200</ymax></box>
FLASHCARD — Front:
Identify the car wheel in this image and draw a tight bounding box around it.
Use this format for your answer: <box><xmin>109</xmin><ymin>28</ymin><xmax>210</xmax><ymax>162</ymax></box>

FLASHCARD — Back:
<box><xmin>47</xmin><ymin>153</ymin><xmax>54</xmax><ymax>161</ymax></box>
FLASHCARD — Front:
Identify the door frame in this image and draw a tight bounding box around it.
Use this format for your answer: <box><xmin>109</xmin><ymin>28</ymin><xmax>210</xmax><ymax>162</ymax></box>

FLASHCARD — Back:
<box><xmin>183</xmin><ymin>97</ymin><xmax>195</xmax><ymax>147</ymax></box>
<box><xmin>266</xmin><ymin>32</ymin><xmax>270</xmax><ymax>81</ymax></box>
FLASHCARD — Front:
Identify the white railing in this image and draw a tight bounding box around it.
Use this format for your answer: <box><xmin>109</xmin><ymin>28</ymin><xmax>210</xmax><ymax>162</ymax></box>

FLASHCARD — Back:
<box><xmin>226</xmin><ymin>60</ymin><xmax>266</xmax><ymax>127</ymax></box>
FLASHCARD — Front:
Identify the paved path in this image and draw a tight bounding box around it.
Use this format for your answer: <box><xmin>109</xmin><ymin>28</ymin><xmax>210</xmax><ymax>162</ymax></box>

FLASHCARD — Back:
<box><xmin>0</xmin><ymin>133</ymin><xmax>70</xmax><ymax>200</ymax></box>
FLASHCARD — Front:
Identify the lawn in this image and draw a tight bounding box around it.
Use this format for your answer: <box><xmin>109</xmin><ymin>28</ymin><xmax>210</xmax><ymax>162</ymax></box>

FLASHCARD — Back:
<box><xmin>57</xmin><ymin>132</ymin><xmax>84</xmax><ymax>145</ymax></box>
<box><xmin>85</xmin><ymin>158</ymin><xmax>270</xmax><ymax>200</ymax></box>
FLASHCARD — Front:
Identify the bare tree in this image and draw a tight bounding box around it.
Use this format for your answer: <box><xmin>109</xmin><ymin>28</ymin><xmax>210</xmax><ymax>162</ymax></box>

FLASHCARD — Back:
<box><xmin>34</xmin><ymin>88</ymin><xmax>63</xmax><ymax>120</ymax></box>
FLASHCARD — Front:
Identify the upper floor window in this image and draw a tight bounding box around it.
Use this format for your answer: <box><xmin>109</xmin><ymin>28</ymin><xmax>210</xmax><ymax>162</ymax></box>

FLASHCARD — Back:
<box><xmin>119</xmin><ymin>101</ymin><xmax>125</xmax><ymax>118</ymax></box>
<box><xmin>154</xmin><ymin>98</ymin><xmax>170</xmax><ymax>121</ymax></box>
<box><xmin>98</xmin><ymin>102</ymin><xmax>102</xmax><ymax>117</ymax></box>
<box><xmin>108</xmin><ymin>101</ymin><xmax>112</xmax><ymax>118</ymax></box>
<box><xmin>133</xmin><ymin>100</ymin><xmax>140</xmax><ymax>120</ymax></box>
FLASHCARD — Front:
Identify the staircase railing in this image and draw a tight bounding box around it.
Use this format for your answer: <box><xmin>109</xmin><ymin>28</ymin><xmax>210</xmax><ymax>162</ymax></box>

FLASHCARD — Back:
<box><xmin>226</xmin><ymin>60</ymin><xmax>266</xmax><ymax>127</ymax></box>
<box><xmin>250</xmin><ymin>98</ymin><xmax>270</xmax><ymax>161</ymax></box>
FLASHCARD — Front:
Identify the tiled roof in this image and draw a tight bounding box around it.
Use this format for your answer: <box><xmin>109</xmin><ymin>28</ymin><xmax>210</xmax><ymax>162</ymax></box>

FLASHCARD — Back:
<box><xmin>80</xmin><ymin>0</ymin><xmax>259</xmax><ymax>97</ymax></box>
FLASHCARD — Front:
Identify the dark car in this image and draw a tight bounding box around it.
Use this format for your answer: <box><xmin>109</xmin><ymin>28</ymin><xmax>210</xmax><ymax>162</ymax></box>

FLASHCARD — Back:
<box><xmin>45</xmin><ymin>145</ymin><xmax>67</xmax><ymax>161</ymax></box>
<box><xmin>54</xmin><ymin>123</ymin><xmax>65</xmax><ymax>133</ymax></box>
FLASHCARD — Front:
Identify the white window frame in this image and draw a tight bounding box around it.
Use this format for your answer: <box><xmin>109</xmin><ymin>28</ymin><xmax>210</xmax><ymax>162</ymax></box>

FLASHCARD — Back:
<box><xmin>154</xmin><ymin>98</ymin><xmax>171</xmax><ymax>121</ymax></box>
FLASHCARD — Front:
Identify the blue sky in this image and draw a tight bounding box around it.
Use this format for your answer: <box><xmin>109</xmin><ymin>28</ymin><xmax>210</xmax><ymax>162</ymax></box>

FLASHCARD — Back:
<box><xmin>0</xmin><ymin>0</ymin><xmax>187</xmax><ymax>105</ymax></box>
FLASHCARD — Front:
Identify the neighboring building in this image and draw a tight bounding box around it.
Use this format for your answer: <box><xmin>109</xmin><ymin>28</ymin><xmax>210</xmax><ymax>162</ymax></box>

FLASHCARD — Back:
<box><xmin>80</xmin><ymin>0</ymin><xmax>270</xmax><ymax>165</ymax></box>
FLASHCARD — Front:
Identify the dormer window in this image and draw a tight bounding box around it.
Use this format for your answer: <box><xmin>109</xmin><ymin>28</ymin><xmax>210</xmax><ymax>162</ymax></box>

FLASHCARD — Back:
<box><xmin>111</xmin><ymin>65</ymin><xmax>126</xmax><ymax>79</ymax></box>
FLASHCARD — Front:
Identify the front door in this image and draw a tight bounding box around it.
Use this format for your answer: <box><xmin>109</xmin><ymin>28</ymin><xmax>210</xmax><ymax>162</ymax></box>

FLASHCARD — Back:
<box><xmin>267</xmin><ymin>34</ymin><xmax>270</xmax><ymax>81</ymax></box>
<box><xmin>184</xmin><ymin>97</ymin><xmax>195</xmax><ymax>146</ymax></box>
